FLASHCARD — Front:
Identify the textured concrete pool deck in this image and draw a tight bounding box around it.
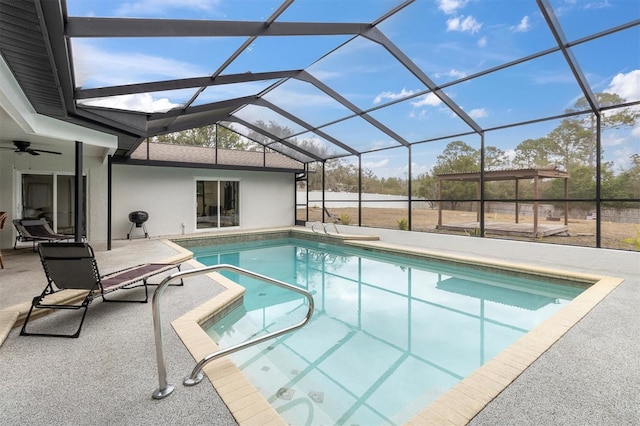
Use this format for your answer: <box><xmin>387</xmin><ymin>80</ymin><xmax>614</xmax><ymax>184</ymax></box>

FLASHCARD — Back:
<box><xmin>0</xmin><ymin>226</ymin><xmax>638</xmax><ymax>425</ymax></box>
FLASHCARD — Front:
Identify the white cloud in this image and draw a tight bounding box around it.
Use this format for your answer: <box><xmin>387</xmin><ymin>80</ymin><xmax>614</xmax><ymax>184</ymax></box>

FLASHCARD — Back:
<box><xmin>409</xmin><ymin>109</ymin><xmax>428</xmax><ymax>120</ymax></box>
<box><xmin>446</xmin><ymin>15</ymin><xmax>482</xmax><ymax>34</ymax></box>
<box><xmin>411</xmin><ymin>161</ymin><xmax>432</xmax><ymax>176</ymax></box>
<box><xmin>551</xmin><ymin>0</ymin><xmax>611</xmax><ymax>16</ymax></box>
<box><xmin>601</xmin><ymin>125</ymin><xmax>638</xmax><ymax>172</ymax></box>
<box><xmin>437</xmin><ymin>0</ymin><xmax>469</xmax><ymax>15</ymax></box>
<box><xmin>72</xmin><ymin>40</ymin><xmax>204</xmax><ymax>88</ymax></box>
<box><xmin>116</xmin><ymin>0</ymin><xmax>221</xmax><ymax>16</ymax></box>
<box><xmin>512</xmin><ymin>16</ymin><xmax>531</xmax><ymax>32</ymax></box>
<box><xmin>373</xmin><ymin>88</ymin><xmax>418</xmax><ymax>105</ymax></box>
<box><xmin>298</xmin><ymin>136</ymin><xmax>325</xmax><ymax>151</ymax></box>
<box><xmin>610</xmin><ymin>146</ymin><xmax>635</xmax><ymax>170</ymax></box>
<box><xmin>78</xmin><ymin>93</ymin><xmax>178</xmax><ymax>113</ymax></box>
<box><xmin>70</xmin><ymin>40</ymin><xmax>209</xmax><ymax>112</ymax></box>
<box><xmin>468</xmin><ymin>108</ymin><xmax>488</xmax><ymax>119</ymax></box>
<box><xmin>448</xmin><ymin>69</ymin><xmax>467</xmax><ymax>79</ymax></box>
<box><xmin>605</xmin><ymin>70</ymin><xmax>640</xmax><ymax>102</ymax></box>
<box><xmin>477</xmin><ymin>36</ymin><xmax>488</xmax><ymax>47</ymax></box>
<box><xmin>363</xmin><ymin>160</ymin><xmax>415</xmax><ymax>179</ymax></box>
<box><xmin>533</xmin><ymin>71</ymin><xmax>576</xmax><ymax>85</ymax></box>
<box><xmin>583</xmin><ymin>1</ymin><xmax>613</xmax><ymax>10</ymax></box>
<box><xmin>433</xmin><ymin>69</ymin><xmax>467</xmax><ymax>80</ymax></box>
<box><xmin>363</xmin><ymin>159</ymin><xmax>389</xmax><ymax>169</ymax></box>
<box><xmin>411</xmin><ymin>93</ymin><xmax>442</xmax><ymax>108</ymax></box>
<box><xmin>602</xmin><ymin>134</ymin><xmax>626</xmax><ymax>147</ymax></box>
<box><xmin>504</xmin><ymin>149</ymin><xmax>517</xmax><ymax>163</ymax></box>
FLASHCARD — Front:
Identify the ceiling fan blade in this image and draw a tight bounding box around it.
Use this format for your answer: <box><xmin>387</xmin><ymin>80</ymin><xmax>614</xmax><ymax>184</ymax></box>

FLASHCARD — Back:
<box><xmin>28</xmin><ymin>150</ymin><xmax>41</xmax><ymax>156</ymax></box>
<box><xmin>32</xmin><ymin>149</ymin><xmax>61</xmax><ymax>155</ymax></box>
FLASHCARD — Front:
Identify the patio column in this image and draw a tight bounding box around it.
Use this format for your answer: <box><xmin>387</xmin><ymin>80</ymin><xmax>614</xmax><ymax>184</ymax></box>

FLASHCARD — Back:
<box><xmin>74</xmin><ymin>141</ymin><xmax>83</xmax><ymax>242</ymax></box>
<box><xmin>108</xmin><ymin>155</ymin><xmax>112</xmax><ymax>250</ymax></box>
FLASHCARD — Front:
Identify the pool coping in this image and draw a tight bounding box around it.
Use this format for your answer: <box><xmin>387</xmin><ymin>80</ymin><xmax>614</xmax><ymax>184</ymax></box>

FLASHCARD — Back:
<box><xmin>168</xmin><ymin>229</ymin><xmax>623</xmax><ymax>426</ymax></box>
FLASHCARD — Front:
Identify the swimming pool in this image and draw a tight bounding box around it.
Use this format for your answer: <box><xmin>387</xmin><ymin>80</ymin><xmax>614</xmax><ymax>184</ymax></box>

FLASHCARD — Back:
<box><xmin>189</xmin><ymin>237</ymin><xmax>585</xmax><ymax>425</ymax></box>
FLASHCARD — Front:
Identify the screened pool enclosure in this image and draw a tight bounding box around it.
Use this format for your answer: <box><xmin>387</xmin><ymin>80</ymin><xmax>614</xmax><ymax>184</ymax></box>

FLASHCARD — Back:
<box><xmin>0</xmin><ymin>0</ymin><xmax>638</xmax><ymax>249</ymax></box>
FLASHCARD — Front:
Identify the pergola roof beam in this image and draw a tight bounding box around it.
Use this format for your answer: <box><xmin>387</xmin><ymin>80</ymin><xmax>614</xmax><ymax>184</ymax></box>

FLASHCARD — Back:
<box><xmin>437</xmin><ymin>167</ymin><xmax>570</xmax><ymax>181</ymax></box>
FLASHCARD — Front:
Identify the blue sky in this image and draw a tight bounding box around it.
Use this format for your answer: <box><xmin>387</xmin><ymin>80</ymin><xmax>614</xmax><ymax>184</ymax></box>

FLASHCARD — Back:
<box><xmin>67</xmin><ymin>0</ymin><xmax>639</xmax><ymax>177</ymax></box>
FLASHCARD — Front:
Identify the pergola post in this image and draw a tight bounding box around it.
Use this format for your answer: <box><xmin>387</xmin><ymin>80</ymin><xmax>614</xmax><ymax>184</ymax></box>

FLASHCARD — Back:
<box><xmin>564</xmin><ymin>177</ymin><xmax>569</xmax><ymax>226</ymax></box>
<box><xmin>358</xmin><ymin>155</ymin><xmax>362</xmax><ymax>226</ymax></box>
<box><xmin>436</xmin><ymin>167</ymin><xmax>569</xmax><ymax>237</ymax></box>
<box><xmin>515</xmin><ymin>179</ymin><xmax>520</xmax><ymax>224</ymax></box>
<box><xmin>437</xmin><ymin>179</ymin><xmax>442</xmax><ymax>228</ymax></box>
<box><xmin>533</xmin><ymin>176</ymin><xmax>539</xmax><ymax>237</ymax></box>
<box><xmin>476</xmin><ymin>179</ymin><xmax>481</xmax><ymax>223</ymax></box>
<box><xmin>321</xmin><ymin>161</ymin><xmax>326</xmax><ymax>222</ymax></box>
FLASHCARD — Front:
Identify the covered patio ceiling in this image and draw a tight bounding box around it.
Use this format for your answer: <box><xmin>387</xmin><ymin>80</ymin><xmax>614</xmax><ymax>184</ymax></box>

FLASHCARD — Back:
<box><xmin>0</xmin><ymin>0</ymin><xmax>638</xmax><ymax>165</ymax></box>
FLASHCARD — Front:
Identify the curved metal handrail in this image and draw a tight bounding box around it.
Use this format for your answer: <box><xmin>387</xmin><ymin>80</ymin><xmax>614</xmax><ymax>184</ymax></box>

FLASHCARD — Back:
<box><xmin>311</xmin><ymin>222</ymin><xmax>323</xmax><ymax>233</ymax></box>
<box><xmin>323</xmin><ymin>222</ymin><xmax>340</xmax><ymax>235</ymax></box>
<box><xmin>311</xmin><ymin>221</ymin><xmax>340</xmax><ymax>235</ymax></box>
<box><xmin>151</xmin><ymin>264</ymin><xmax>314</xmax><ymax>399</ymax></box>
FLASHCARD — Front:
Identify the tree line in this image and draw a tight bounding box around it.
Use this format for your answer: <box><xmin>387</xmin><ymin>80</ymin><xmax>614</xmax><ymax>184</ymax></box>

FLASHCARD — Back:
<box><xmin>151</xmin><ymin>94</ymin><xmax>639</xmax><ymax>203</ymax></box>
<box><xmin>411</xmin><ymin>93</ymin><xmax>639</xmax><ymax>203</ymax></box>
<box><xmin>310</xmin><ymin>93</ymin><xmax>639</xmax><ymax>204</ymax></box>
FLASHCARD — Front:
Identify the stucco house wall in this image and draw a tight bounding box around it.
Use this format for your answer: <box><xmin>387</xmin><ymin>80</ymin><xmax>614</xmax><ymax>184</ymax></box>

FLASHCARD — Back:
<box><xmin>0</xmin><ymin>149</ymin><xmax>108</xmax><ymax>249</ymax></box>
<box><xmin>111</xmin><ymin>164</ymin><xmax>295</xmax><ymax>240</ymax></box>
<box><xmin>0</xmin><ymin>152</ymin><xmax>295</xmax><ymax>250</ymax></box>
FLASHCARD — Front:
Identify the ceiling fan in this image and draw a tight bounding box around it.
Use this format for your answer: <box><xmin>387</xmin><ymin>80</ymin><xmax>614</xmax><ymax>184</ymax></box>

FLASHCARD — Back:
<box><xmin>1</xmin><ymin>140</ymin><xmax>62</xmax><ymax>156</ymax></box>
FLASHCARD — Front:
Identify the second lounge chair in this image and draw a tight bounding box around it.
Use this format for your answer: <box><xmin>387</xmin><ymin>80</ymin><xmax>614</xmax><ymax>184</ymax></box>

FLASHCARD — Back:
<box><xmin>13</xmin><ymin>218</ymin><xmax>73</xmax><ymax>251</ymax></box>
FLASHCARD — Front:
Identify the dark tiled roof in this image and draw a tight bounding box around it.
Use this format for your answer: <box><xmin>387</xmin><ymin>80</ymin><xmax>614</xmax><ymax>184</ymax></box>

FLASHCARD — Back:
<box><xmin>130</xmin><ymin>142</ymin><xmax>304</xmax><ymax>171</ymax></box>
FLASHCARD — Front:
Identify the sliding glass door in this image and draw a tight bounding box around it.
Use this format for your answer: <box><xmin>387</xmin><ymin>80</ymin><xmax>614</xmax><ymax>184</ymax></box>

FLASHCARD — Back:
<box><xmin>196</xmin><ymin>180</ymin><xmax>239</xmax><ymax>229</ymax></box>
<box><xmin>20</xmin><ymin>173</ymin><xmax>86</xmax><ymax>234</ymax></box>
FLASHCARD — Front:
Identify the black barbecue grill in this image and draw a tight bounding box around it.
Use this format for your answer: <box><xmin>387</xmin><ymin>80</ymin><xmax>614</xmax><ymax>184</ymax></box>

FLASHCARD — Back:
<box><xmin>127</xmin><ymin>210</ymin><xmax>149</xmax><ymax>240</ymax></box>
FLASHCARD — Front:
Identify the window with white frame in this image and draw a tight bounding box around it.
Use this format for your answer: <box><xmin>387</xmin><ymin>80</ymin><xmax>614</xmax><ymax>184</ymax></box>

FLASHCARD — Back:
<box><xmin>196</xmin><ymin>180</ymin><xmax>239</xmax><ymax>229</ymax></box>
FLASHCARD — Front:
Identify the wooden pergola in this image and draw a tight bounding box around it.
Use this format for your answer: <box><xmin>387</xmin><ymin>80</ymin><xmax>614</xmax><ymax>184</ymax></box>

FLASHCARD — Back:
<box><xmin>437</xmin><ymin>166</ymin><xmax>570</xmax><ymax>237</ymax></box>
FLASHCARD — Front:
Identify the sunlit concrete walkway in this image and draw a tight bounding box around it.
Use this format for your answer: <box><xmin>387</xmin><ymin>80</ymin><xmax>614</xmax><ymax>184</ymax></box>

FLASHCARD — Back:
<box><xmin>0</xmin><ymin>227</ymin><xmax>639</xmax><ymax>425</ymax></box>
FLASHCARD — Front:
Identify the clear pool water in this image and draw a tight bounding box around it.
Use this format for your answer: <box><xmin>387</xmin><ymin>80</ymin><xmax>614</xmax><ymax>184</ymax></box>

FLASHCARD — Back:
<box><xmin>191</xmin><ymin>238</ymin><xmax>583</xmax><ymax>425</ymax></box>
